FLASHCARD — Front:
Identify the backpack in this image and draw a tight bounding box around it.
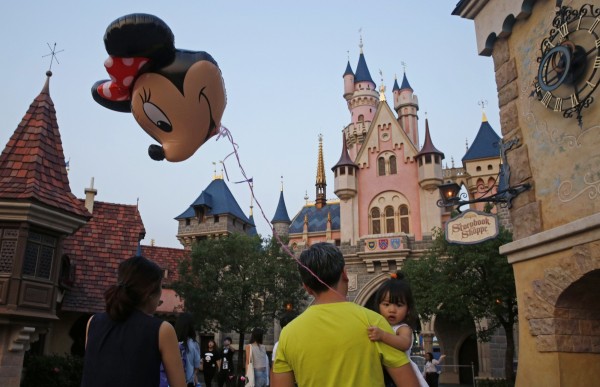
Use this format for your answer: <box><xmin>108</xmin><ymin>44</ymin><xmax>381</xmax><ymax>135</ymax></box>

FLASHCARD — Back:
<box><xmin>159</xmin><ymin>340</ymin><xmax>188</xmax><ymax>387</ymax></box>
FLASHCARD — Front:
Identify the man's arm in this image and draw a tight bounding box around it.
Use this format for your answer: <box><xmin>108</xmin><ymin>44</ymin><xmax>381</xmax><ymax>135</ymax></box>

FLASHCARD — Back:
<box><xmin>271</xmin><ymin>371</ymin><xmax>295</xmax><ymax>387</ymax></box>
<box><xmin>385</xmin><ymin>363</ymin><xmax>419</xmax><ymax>387</ymax></box>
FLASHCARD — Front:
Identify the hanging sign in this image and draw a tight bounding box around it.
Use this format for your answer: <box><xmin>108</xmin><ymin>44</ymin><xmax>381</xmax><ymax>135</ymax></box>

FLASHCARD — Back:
<box><xmin>445</xmin><ymin>210</ymin><xmax>499</xmax><ymax>244</ymax></box>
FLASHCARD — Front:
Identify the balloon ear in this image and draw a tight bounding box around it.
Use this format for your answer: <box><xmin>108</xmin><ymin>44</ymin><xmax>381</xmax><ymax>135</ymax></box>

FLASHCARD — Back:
<box><xmin>148</xmin><ymin>145</ymin><xmax>165</xmax><ymax>161</ymax></box>
<box><xmin>91</xmin><ymin>80</ymin><xmax>132</xmax><ymax>113</ymax></box>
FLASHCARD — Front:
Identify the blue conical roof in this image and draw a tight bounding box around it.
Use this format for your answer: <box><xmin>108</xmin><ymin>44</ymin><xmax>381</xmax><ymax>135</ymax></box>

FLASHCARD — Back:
<box><xmin>354</xmin><ymin>52</ymin><xmax>374</xmax><ymax>84</ymax></box>
<box><xmin>462</xmin><ymin>118</ymin><xmax>501</xmax><ymax>162</ymax></box>
<box><xmin>271</xmin><ymin>190</ymin><xmax>291</xmax><ymax>224</ymax></box>
<box><xmin>400</xmin><ymin>73</ymin><xmax>412</xmax><ymax>90</ymax></box>
<box><xmin>343</xmin><ymin>60</ymin><xmax>354</xmax><ymax>77</ymax></box>
<box><xmin>175</xmin><ymin>178</ymin><xmax>252</xmax><ymax>225</ymax></box>
<box><xmin>247</xmin><ymin>212</ymin><xmax>258</xmax><ymax>236</ymax></box>
<box><xmin>392</xmin><ymin>77</ymin><xmax>400</xmax><ymax>92</ymax></box>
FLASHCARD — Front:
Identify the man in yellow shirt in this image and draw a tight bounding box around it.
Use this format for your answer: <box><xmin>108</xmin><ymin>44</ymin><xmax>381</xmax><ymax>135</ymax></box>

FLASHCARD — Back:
<box><xmin>272</xmin><ymin>243</ymin><xmax>419</xmax><ymax>387</ymax></box>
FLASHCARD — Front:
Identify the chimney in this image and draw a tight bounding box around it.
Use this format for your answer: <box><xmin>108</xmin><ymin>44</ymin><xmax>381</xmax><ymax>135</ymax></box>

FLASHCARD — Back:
<box><xmin>84</xmin><ymin>177</ymin><xmax>97</xmax><ymax>214</ymax></box>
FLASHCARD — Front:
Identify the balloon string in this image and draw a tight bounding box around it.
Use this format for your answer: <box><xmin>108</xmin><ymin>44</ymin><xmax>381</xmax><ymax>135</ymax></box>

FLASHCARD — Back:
<box><xmin>216</xmin><ymin>125</ymin><xmax>344</xmax><ymax>298</ymax></box>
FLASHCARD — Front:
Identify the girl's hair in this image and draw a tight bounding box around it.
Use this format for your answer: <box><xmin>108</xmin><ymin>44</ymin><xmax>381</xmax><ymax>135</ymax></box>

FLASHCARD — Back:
<box><xmin>249</xmin><ymin>328</ymin><xmax>264</xmax><ymax>345</ymax></box>
<box><xmin>175</xmin><ymin>312</ymin><xmax>197</xmax><ymax>351</ymax></box>
<box><xmin>104</xmin><ymin>256</ymin><xmax>163</xmax><ymax>321</ymax></box>
<box><xmin>373</xmin><ymin>271</ymin><xmax>418</xmax><ymax>328</ymax></box>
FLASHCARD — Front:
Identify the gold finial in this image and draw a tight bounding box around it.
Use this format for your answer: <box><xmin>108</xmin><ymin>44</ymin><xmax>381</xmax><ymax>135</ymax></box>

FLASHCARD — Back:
<box><xmin>379</xmin><ymin>69</ymin><xmax>386</xmax><ymax>102</ymax></box>
<box><xmin>316</xmin><ymin>134</ymin><xmax>326</xmax><ymax>185</ymax></box>
<box><xmin>212</xmin><ymin>162</ymin><xmax>217</xmax><ymax>179</ymax></box>
<box><xmin>478</xmin><ymin>99</ymin><xmax>489</xmax><ymax>122</ymax></box>
<box><xmin>43</xmin><ymin>42</ymin><xmax>64</xmax><ymax>73</ymax></box>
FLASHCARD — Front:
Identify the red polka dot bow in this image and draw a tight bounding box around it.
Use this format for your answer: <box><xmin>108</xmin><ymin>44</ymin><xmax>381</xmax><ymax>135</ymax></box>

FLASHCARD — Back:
<box><xmin>96</xmin><ymin>56</ymin><xmax>149</xmax><ymax>101</ymax></box>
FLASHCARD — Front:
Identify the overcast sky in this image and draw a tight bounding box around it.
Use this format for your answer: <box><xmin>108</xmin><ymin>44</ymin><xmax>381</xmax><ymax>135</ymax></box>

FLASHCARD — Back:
<box><xmin>0</xmin><ymin>1</ymin><xmax>500</xmax><ymax>248</ymax></box>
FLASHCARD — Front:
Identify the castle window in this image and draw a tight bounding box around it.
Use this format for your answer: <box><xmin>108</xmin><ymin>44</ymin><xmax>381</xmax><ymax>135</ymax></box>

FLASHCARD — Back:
<box><xmin>425</xmin><ymin>155</ymin><xmax>432</xmax><ymax>164</ymax></box>
<box><xmin>185</xmin><ymin>218</ymin><xmax>190</xmax><ymax>226</ymax></box>
<box><xmin>385</xmin><ymin>206</ymin><xmax>395</xmax><ymax>233</ymax></box>
<box><xmin>358</xmin><ymin>114</ymin><xmax>364</xmax><ymax>122</ymax></box>
<box><xmin>371</xmin><ymin>208</ymin><xmax>381</xmax><ymax>234</ymax></box>
<box><xmin>400</xmin><ymin>205</ymin><xmax>409</xmax><ymax>233</ymax></box>
<box><xmin>214</xmin><ymin>215</ymin><xmax>220</xmax><ymax>223</ymax></box>
<box><xmin>476</xmin><ymin>166</ymin><xmax>482</xmax><ymax>172</ymax></box>
<box><xmin>348</xmin><ymin>168</ymin><xmax>353</xmax><ymax>176</ymax></box>
<box><xmin>23</xmin><ymin>231</ymin><xmax>56</xmax><ymax>280</ymax></box>
<box><xmin>435</xmin><ymin>155</ymin><xmax>440</xmax><ymax>164</ymax></box>
<box><xmin>195</xmin><ymin>207</ymin><xmax>205</xmax><ymax>223</ymax></box>
<box><xmin>378</xmin><ymin>157</ymin><xmax>386</xmax><ymax>176</ymax></box>
<box><xmin>418</xmin><ymin>157</ymin><xmax>423</xmax><ymax>166</ymax></box>
<box><xmin>339</xmin><ymin>166</ymin><xmax>346</xmax><ymax>176</ymax></box>
<box><xmin>488</xmin><ymin>164</ymin><xmax>493</xmax><ymax>170</ymax></box>
<box><xmin>389</xmin><ymin>156</ymin><xmax>397</xmax><ymax>175</ymax></box>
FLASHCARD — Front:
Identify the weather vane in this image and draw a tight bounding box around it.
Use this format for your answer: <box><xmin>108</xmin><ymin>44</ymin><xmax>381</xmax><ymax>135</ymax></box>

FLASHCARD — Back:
<box><xmin>401</xmin><ymin>61</ymin><xmax>407</xmax><ymax>73</ymax></box>
<box><xmin>478</xmin><ymin>99</ymin><xmax>488</xmax><ymax>111</ymax></box>
<box><xmin>42</xmin><ymin>42</ymin><xmax>64</xmax><ymax>72</ymax></box>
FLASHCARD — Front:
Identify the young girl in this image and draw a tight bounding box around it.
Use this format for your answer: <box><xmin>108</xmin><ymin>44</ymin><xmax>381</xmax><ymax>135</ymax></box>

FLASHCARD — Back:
<box><xmin>367</xmin><ymin>271</ymin><xmax>428</xmax><ymax>387</ymax></box>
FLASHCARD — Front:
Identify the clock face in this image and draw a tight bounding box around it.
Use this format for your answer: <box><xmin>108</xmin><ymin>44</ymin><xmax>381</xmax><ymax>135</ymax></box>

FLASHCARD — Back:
<box><xmin>534</xmin><ymin>4</ymin><xmax>600</xmax><ymax>126</ymax></box>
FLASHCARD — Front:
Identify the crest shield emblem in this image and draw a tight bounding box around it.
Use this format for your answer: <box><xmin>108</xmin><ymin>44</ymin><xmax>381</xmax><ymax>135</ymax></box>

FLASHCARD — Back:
<box><xmin>378</xmin><ymin>239</ymin><xmax>388</xmax><ymax>250</ymax></box>
<box><xmin>391</xmin><ymin>238</ymin><xmax>401</xmax><ymax>249</ymax></box>
<box><xmin>367</xmin><ymin>241</ymin><xmax>376</xmax><ymax>250</ymax></box>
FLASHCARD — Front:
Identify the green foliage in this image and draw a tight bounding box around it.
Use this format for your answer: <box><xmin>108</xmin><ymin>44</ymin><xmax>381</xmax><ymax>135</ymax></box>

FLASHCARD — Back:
<box><xmin>172</xmin><ymin>233</ymin><xmax>307</xmax><ymax>334</ymax></box>
<box><xmin>21</xmin><ymin>354</ymin><xmax>83</xmax><ymax>387</ymax></box>
<box><xmin>403</xmin><ymin>226</ymin><xmax>518</xmax><ymax>380</ymax></box>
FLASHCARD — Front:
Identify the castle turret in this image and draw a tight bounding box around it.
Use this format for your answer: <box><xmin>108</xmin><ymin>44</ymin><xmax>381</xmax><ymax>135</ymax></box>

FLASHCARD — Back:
<box><xmin>332</xmin><ymin>131</ymin><xmax>359</xmax><ymax>244</ymax></box>
<box><xmin>343</xmin><ymin>60</ymin><xmax>354</xmax><ymax>101</ymax></box>
<box><xmin>416</xmin><ymin>118</ymin><xmax>445</xmax><ymax>190</ymax></box>
<box><xmin>271</xmin><ymin>185</ymin><xmax>291</xmax><ymax>238</ymax></box>
<box><xmin>416</xmin><ymin>118</ymin><xmax>445</xmax><ymax>237</ymax></box>
<box><xmin>393</xmin><ymin>72</ymin><xmax>419</xmax><ymax>147</ymax></box>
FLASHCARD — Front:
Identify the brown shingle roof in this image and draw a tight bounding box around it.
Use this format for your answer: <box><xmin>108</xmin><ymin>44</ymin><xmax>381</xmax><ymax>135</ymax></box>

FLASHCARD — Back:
<box><xmin>0</xmin><ymin>75</ymin><xmax>90</xmax><ymax>218</ymax></box>
<box><xmin>61</xmin><ymin>200</ymin><xmax>146</xmax><ymax>313</ymax></box>
<box><xmin>141</xmin><ymin>245</ymin><xmax>188</xmax><ymax>287</ymax></box>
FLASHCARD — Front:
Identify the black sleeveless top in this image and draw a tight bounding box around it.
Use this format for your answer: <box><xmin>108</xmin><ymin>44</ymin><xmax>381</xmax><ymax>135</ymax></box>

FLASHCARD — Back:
<box><xmin>81</xmin><ymin>309</ymin><xmax>163</xmax><ymax>387</ymax></box>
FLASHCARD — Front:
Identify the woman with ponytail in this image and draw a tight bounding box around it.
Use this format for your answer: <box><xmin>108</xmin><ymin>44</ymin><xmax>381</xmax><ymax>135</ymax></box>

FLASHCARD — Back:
<box><xmin>81</xmin><ymin>256</ymin><xmax>186</xmax><ymax>387</ymax></box>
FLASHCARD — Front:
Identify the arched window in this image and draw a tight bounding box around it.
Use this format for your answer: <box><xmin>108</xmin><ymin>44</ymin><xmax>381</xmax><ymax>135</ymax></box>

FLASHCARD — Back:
<box><xmin>488</xmin><ymin>164</ymin><xmax>493</xmax><ymax>170</ymax></box>
<box><xmin>371</xmin><ymin>208</ymin><xmax>381</xmax><ymax>234</ymax></box>
<box><xmin>400</xmin><ymin>205</ymin><xmax>409</xmax><ymax>233</ymax></box>
<box><xmin>389</xmin><ymin>155</ymin><xmax>397</xmax><ymax>175</ymax></box>
<box><xmin>358</xmin><ymin>114</ymin><xmax>364</xmax><ymax>122</ymax></box>
<box><xmin>385</xmin><ymin>206</ymin><xmax>395</xmax><ymax>233</ymax></box>
<box><xmin>378</xmin><ymin>157</ymin><xmax>386</xmax><ymax>176</ymax></box>
<box><xmin>476</xmin><ymin>166</ymin><xmax>482</xmax><ymax>172</ymax></box>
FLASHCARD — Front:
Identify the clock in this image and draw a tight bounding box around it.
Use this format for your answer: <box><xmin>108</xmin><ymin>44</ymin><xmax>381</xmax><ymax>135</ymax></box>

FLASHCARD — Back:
<box><xmin>534</xmin><ymin>3</ymin><xmax>600</xmax><ymax>127</ymax></box>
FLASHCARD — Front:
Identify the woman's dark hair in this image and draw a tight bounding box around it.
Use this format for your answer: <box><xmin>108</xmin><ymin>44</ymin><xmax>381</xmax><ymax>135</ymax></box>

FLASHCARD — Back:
<box><xmin>249</xmin><ymin>328</ymin><xmax>264</xmax><ymax>345</ymax></box>
<box><xmin>373</xmin><ymin>271</ymin><xmax>417</xmax><ymax>329</ymax></box>
<box><xmin>104</xmin><ymin>256</ymin><xmax>162</xmax><ymax>321</ymax></box>
<box><xmin>175</xmin><ymin>312</ymin><xmax>197</xmax><ymax>350</ymax></box>
<box><xmin>425</xmin><ymin>352</ymin><xmax>434</xmax><ymax>361</ymax></box>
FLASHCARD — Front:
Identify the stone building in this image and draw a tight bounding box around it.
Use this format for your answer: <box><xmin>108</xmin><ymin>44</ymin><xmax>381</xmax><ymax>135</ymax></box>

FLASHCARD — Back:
<box><xmin>453</xmin><ymin>0</ymin><xmax>600</xmax><ymax>385</ymax></box>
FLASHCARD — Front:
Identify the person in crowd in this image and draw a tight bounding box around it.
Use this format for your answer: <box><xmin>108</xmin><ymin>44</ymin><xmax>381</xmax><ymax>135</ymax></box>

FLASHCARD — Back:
<box><xmin>246</xmin><ymin>328</ymin><xmax>269</xmax><ymax>387</ymax></box>
<box><xmin>202</xmin><ymin>339</ymin><xmax>221</xmax><ymax>386</ymax></box>
<box><xmin>217</xmin><ymin>337</ymin><xmax>235</xmax><ymax>387</ymax></box>
<box><xmin>175</xmin><ymin>313</ymin><xmax>202</xmax><ymax>387</ymax></box>
<box><xmin>81</xmin><ymin>255</ymin><xmax>186</xmax><ymax>387</ymax></box>
<box><xmin>423</xmin><ymin>352</ymin><xmax>446</xmax><ymax>387</ymax></box>
<box><xmin>271</xmin><ymin>242</ymin><xmax>419</xmax><ymax>387</ymax></box>
<box><xmin>367</xmin><ymin>271</ymin><xmax>428</xmax><ymax>387</ymax></box>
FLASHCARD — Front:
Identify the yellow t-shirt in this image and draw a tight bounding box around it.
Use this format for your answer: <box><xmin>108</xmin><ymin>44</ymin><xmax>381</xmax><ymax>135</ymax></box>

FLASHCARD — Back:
<box><xmin>273</xmin><ymin>302</ymin><xmax>409</xmax><ymax>386</ymax></box>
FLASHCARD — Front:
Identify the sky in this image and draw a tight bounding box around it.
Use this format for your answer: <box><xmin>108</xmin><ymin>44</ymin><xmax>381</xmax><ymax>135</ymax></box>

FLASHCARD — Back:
<box><xmin>0</xmin><ymin>1</ymin><xmax>501</xmax><ymax>249</ymax></box>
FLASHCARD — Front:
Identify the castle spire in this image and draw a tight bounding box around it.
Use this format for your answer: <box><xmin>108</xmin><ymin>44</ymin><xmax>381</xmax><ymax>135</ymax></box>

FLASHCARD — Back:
<box><xmin>315</xmin><ymin>134</ymin><xmax>327</xmax><ymax>209</ymax></box>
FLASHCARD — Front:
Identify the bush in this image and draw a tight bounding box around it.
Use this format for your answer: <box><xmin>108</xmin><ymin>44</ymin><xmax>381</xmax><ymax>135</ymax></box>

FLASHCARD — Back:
<box><xmin>476</xmin><ymin>378</ymin><xmax>515</xmax><ymax>387</ymax></box>
<box><xmin>21</xmin><ymin>354</ymin><xmax>83</xmax><ymax>387</ymax></box>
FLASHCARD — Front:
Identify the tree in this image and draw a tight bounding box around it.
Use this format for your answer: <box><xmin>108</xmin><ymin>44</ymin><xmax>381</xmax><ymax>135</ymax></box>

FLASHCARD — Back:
<box><xmin>403</xmin><ymin>226</ymin><xmax>517</xmax><ymax>381</ymax></box>
<box><xmin>172</xmin><ymin>233</ymin><xmax>307</xmax><ymax>372</ymax></box>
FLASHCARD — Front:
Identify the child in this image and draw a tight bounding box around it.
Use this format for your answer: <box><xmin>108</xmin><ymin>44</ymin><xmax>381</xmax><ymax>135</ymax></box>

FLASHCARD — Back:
<box><xmin>367</xmin><ymin>271</ymin><xmax>428</xmax><ymax>387</ymax></box>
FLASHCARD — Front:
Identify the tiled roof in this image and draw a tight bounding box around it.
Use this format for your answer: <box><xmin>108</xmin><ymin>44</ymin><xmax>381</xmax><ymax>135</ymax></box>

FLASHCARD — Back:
<box><xmin>354</xmin><ymin>52</ymin><xmax>374</xmax><ymax>84</ymax></box>
<box><xmin>175</xmin><ymin>178</ymin><xmax>253</xmax><ymax>225</ymax></box>
<box><xmin>141</xmin><ymin>245</ymin><xmax>188</xmax><ymax>287</ymax></box>
<box><xmin>0</xmin><ymin>74</ymin><xmax>90</xmax><ymax>219</ymax></box>
<box><xmin>462</xmin><ymin>119</ymin><xmax>501</xmax><ymax>162</ymax></box>
<box><xmin>417</xmin><ymin>119</ymin><xmax>444</xmax><ymax>158</ymax></box>
<box><xmin>272</xmin><ymin>191</ymin><xmax>291</xmax><ymax>224</ymax></box>
<box><xmin>61</xmin><ymin>201</ymin><xmax>146</xmax><ymax>313</ymax></box>
<box><xmin>289</xmin><ymin>202</ymin><xmax>340</xmax><ymax>234</ymax></box>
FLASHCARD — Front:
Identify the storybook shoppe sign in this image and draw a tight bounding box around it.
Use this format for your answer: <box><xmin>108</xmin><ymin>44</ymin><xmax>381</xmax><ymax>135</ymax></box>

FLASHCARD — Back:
<box><xmin>445</xmin><ymin>210</ymin><xmax>499</xmax><ymax>245</ymax></box>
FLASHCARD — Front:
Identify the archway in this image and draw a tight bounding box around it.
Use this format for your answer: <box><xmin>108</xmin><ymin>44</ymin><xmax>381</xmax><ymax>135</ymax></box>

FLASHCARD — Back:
<box><xmin>458</xmin><ymin>334</ymin><xmax>478</xmax><ymax>385</ymax></box>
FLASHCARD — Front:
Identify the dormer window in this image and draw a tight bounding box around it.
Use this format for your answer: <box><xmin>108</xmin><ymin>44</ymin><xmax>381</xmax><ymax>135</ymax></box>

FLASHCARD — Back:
<box><xmin>23</xmin><ymin>231</ymin><xmax>56</xmax><ymax>280</ymax></box>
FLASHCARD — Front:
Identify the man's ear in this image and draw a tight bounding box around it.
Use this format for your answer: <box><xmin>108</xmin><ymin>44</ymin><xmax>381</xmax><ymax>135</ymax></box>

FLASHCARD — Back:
<box><xmin>341</xmin><ymin>268</ymin><xmax>349</xmax><ymax>283</ymax></box>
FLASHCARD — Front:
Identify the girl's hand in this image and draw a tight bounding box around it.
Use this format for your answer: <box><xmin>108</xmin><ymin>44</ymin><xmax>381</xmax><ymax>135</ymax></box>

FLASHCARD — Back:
<box><xmin>367</xmin><ymin>326</ymin><xmax>384</xmax><ymax>341</ymax></box>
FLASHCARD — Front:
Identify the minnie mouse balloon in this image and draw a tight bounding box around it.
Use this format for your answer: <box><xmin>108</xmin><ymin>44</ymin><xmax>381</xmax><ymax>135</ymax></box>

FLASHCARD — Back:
<box><xmin>92</xmin><ymin>13</ymin><xmax>227</xmax><ymax>162</ymax></box>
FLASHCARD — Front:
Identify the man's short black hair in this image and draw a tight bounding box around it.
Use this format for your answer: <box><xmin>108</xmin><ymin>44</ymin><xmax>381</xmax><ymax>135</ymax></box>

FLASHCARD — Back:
<box><xmin>298</xmin><ymin>242</ymin><xmax>344</xmax><ymax>293</ymax></box>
